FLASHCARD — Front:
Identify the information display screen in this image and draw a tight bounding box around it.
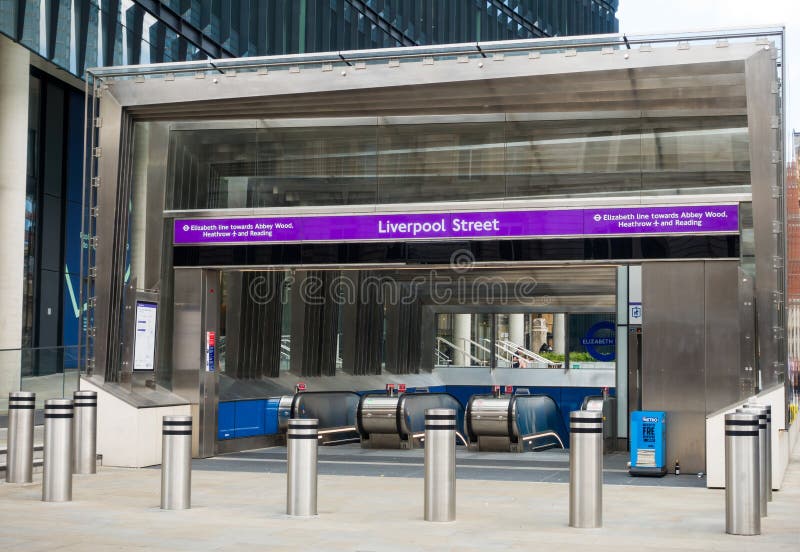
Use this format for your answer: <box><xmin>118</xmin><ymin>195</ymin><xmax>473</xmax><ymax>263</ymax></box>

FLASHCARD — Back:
<box><xmin>133</xmin><ymin>301</ymin><xmax>158</xmax><ymax>371</ymax></box>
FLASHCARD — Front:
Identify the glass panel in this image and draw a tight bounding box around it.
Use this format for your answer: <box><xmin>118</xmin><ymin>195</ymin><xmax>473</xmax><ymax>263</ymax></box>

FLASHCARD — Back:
<box><xmin>377</xmin><ymin>118</ymin><xmax>506</xmax><ymax>204</ymax></box>
<box><xmin>0</xmin><ymin>346</ymin><xmax>82</xmax><ymax>414</ymax></box>
<box><xmin>640</xmin><ymin>116</ymin><xmax>750</xmax><ymax>196</ymax></box>
<box><xmin>0</xmin><ymin>0</ymin><xmax>17</xmax><ymax>37</ymax></box>
<box><xmin>167</xmin><ymin>124</ymin><xmax>378</xmax><ymax>209</ymax></box>
<box><xmin>568</xmin><ymin>313</ymin><xmax>617</xmax><ymax>370</ymax></box>
<box><xmin>52</xmin><ymin>0</ymin><xmax>71</xmax><ymax>68</ymax></box>
<box><xmin>162</xmin><ymin>113</ymin><xmax>751</xmax><ymax>211</ymax></box>
<box><xmin>20</xmin><ymin>0</ymin><xmax>41</xmax><ymax>52</ymax></box>
<box><xmin>506</xmin><ymin>117</ymin><xmax>643</xmax><ymax>200</ymax></box>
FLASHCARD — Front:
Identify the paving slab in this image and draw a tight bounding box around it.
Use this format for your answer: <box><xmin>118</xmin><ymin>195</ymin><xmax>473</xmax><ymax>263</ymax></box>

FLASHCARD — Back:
<box><xmin>0</xmin><ymin>444</ymin><xmax>797</xmax><ymax>551</ymax></box>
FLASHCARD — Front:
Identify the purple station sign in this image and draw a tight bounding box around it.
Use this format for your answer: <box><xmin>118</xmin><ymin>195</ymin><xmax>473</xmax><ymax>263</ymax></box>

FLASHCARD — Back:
<box><xmin>173</xmin><ymin>204</ymin><xmax>739</xmax><ymax>246</ymax></box>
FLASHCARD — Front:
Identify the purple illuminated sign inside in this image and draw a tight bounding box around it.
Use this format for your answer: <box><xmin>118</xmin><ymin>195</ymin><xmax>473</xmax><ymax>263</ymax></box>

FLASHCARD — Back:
<box><xmin>173</xmin><ymin>204</ymin><xmax>739</xmax><ymax>246</ymax></box>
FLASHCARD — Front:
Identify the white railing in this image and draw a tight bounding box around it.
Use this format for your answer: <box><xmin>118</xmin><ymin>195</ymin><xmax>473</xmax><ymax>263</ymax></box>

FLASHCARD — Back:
<box><xmin>496</xmin><ymin>339</ymin><xmax>562</xmax><ymax>368</ymax></box>
<box><xmin>436</xmin><ymin>337</ymin><xmax>486</xmax><ymax>366</ymax></box>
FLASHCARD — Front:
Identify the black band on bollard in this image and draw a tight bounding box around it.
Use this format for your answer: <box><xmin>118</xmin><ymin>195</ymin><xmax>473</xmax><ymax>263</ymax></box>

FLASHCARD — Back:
<box><xmin>9</xmin><ymin>397</ymin><xmax>35</xmax><ymax>402</ymax></box>
<box><xmin>163</xmin><ymin>420</ymin><xmax>192</xmax><ymax>427</ymax></box>
<box><xmin>74</xmin><ymin>403</ymin><xmax>97</xmax><ymax>407</ymax></box>
<box><xmin>725</xmin><ymin>420</ymin><xmax>759</xmax><ymax>426</ymax></box>
<box><xmin>725</xmin><ymin>430</ymin><xmax>759</xmax><ymax>436</ymax></box>
<box><xmin>45</xmin><ymin>413</ymin><xmax>74</xmax><ymax>419</ymax></box>
<box><xmin>163</xmin><ymin>430</ymin><xmax>192</xmax><ymax>435</ymax></box>
<box><xmin>425</xmin><ymin>424</ymin><xmax>456</xmax><ymax>431</ymax></box>
<box><xmin>9</xmin><ymin>404</ymin><xmax>35</xmax><ymax>409</ymax></box>
<box><xmin>45</xmin><ymin>404</ymin><xmax>73</xmax><ymax>409</ymax></box>
<box><xmin>570</xmin><ymin>427</ymin><xmax>602</xmax><ymax>433</ymax></box>
<box><xmin>425</xmin><ymin>415</ymin><xmax>456</xmax><ymax>421</ymax></box>
<box><xmin>287</xmin><ymin>434</ymin><xmax>319</xmax><ymax>439</ymax></box>
<box><xmin>570</xmin><ymin>417</ymin><xmax>602</xmax><ymax>423</ymax></box>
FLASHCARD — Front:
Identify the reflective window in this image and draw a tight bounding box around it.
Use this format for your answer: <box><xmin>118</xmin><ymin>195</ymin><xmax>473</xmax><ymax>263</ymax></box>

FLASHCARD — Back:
<box><xmin>164</xmin><ymin>115</ymin><xmax>750</xmax><ymax>211</ymax></box>
<box><xmin>3</xmin><ymin>1</ymin><xmax>619</xmax><ymax>83</ymax></box>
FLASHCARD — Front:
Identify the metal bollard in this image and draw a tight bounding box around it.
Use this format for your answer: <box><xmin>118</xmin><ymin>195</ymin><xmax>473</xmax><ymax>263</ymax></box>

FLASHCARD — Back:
<box><xmin>424</xmin><ymin>408</ymin><xmax>456</xmax><ymax>522</ymax></box>
<box><xmin>286</xmin><ymin>418</ymin><xmax>319</xmax><ymax>516</ymax></box>
<box><xmin>569</xmin><ymin>410</ymin><xmax>603</xmax><ymax>528</ymax></box>
<box><xmin>744</xmin><ymin>403</ymin><xmax>772</xmax><ymax>502</ymax></box>
<box><xmin>42</xmin><ymin>399</ymin><xmax>74</xmax><ymax>502</ymax></box>
<box><xmin>6</xmin><ymin>391</ymin><xmax>35</xmax><ymax>484</ymax></box>
<box><xmin>738</xmin><ymin>407</ymin><xmax>767</xmax><ymax>517</ymax></box>
<box><xmin>725</xmin><ymin>412</ymin><xmax>760</xmax><ymax>535</ymax></box>
<box><xmin>73</xmin><ymin>390</ymin><xmax>97</xmax><ymax>474</ymax></box>
<box><xmin>161</xmin><ymin>415</ymin><xmax>192</xmax><ymax>510</ymax></box>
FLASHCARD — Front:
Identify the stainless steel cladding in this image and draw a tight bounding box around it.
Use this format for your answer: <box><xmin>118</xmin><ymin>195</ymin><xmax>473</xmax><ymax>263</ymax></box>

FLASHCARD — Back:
<box><xmin>466</xmin><ymin>396</ymin><xmax>516</xmax><ymax>438</ymax></box>
<box><xmin>725</xmin><ymin>412</ymin><xmax>761</xmax><ymax>535</ymax></box>
<box><xmin>581</xmin><ymin>394</ymin><xmax>617</xmax><ymax>453</ymax></box>
<box><xmin>737</xmin><ymin>407</ymin><xmax>768</xmax><ymax>516</ymax></box>
<box><xmin>357</xmin><ymin>395</ymin><xmax>402</xmax><ymax>436</ymax></box>
<box><xmin>161</xmin><ymin>415</ymin><xmax>192</xmax><ymax>510</ymax></box>
<box><xmin>42</xmin><ymin>399</ymin><xmax>74</xmax><ymax>502</ymax></box>
<box><xmin>569</xmin><ymin>410</ymin><xmax>602</xmax><ymax>528</ymax></box>
<box><xmin>424</xmin><ymin>408</ymin><xmax>456</xmax><ymax>522</ymax></box>
<box><xmin>743</xmin><ymin>403</ymin><xmax>772</xmax><ymax>501</ymax></box>
<box><xmin>286</xmin><ymin>418</ymin><xmax>319</xmax><ymax>516</ymax></box>
<box><xmin>73</xmin><ymin>390</ymin><xmax>98</xmax><ymax>474</ymax></box>
<box><xmin>277</xmin><ymin>395</ymin><xmax>294</xmax><ymax>432</ymax></box>
<box><xmin>6</xmin><ymin>392</ymin><xmax>35</xmax><ymax>484</ymax></box>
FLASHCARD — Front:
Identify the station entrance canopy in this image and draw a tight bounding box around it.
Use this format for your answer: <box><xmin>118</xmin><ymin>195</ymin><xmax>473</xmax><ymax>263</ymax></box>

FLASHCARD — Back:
<box><xmin>82</xmin><ymin>28</ymin><xmax>787</xmax><ymax>467</ymax></box>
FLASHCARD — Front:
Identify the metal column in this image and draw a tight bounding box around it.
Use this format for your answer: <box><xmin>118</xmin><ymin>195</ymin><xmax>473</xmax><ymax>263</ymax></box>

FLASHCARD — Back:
<box><xmin>161</xmin><ymin>415</ymin><xmax>192</xmax><ymax>510</ymax></box>
<box><xmin>744</xmin><ymin>402</ymin><xmax>772</xmax><ymax>501</ymax></box>
<box><xmin>424</xmin><ymin>408</ymin><xmax>456</xmax><ymax>522</ymax></box>
<box><xmin>569</xmin><ymin>410</ymin><xmax>603</xmax><ymax>528</ymax></box>
<box><xmin>286</xmin><ymin>418</ymin><xmax>319</xmax><ymax>516</ymax></box>
<box><xmin>725</xmin><ymin>412</ymin><xmax>760</xmax><ymax>535</ymax></box>
<box><xmin>42</xmin><ymin>399</ymin><xmax>74</xmax><ymax>502</ymax></box>
<box><xmin>73</xmin><ymin>390</ymin><xmax>97</xmax><ymax>474</ymax></box>
<box><xmin>6</xmin><ymin>391</ymin><xmax>35</xmax><ymax>483</ymax></box>
<box><xmin>737</xmin><ymin>407</ymin><xmax>768</xmax><ymax>516</ymax></box>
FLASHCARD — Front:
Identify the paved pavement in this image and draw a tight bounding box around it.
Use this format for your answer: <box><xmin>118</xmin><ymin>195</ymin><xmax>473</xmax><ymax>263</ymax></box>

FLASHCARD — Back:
<box><xmin>197</xmin><ymin>445</ymin><xmax>707</xmax><ymax>487</ymax></box>
<box><xmin>0</xmin><ymin>444</ymin><xmax>797</xmax><ymax>551</ymax></box>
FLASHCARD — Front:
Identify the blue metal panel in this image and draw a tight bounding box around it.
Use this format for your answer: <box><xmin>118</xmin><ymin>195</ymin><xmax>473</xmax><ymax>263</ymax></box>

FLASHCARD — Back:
<box><xmin>264</xmin><ymin>398</ymin><xmax>280</xmax><ymax>435</ymax></box>
<box><xmin>234</xmin><ymin>399</ymin><xmax>266</xmax><ymax>438</ymax></box>
<box><xmin>218</xmin><ymin>401</ymin><xmax>236</xmax><ymax>440</ymax></box>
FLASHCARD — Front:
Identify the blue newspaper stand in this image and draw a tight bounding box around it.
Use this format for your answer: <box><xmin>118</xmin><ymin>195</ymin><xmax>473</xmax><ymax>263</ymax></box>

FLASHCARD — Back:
<box><xmin>629</xmin><ymin>411</ymin><xmax>667</xmax><ymax>477</ymax></box>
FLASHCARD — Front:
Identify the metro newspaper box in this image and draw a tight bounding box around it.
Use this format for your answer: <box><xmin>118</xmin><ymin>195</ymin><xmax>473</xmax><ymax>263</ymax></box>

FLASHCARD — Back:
<box><xmin>629</xmin><ymin>411</ymin><xmax>667</xmax><ymax>477</ymax></box>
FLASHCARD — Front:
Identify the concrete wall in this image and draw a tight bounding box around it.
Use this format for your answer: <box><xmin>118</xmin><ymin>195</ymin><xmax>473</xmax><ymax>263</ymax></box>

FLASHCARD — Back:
<box><xmin>0</xmin><ymin>36</ymin><xmax>30</xmax><ymax>400</ymax></box>
<box><xmin>706</xmin><ymin>384</ymin><xmax>790</xmax><ymax>490</ymax></box>
<box><xmin>82</xmin><ymin>379</ymin><xmax>192</xmax><ymax>467</ymax></box>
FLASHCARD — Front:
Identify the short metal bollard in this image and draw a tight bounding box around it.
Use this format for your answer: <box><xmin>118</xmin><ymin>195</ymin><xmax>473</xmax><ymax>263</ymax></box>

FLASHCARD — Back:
<box><xmin>42</xmin><ymin>399</ymin><xmax>74</xmax><ymax>502</ymax></box>
<box><xmin>424</xmin><ymin>408</ymin><xmax>456</xmax><ymax>522</ymax></box>
<box><xmin>286</xmin><ymin>418</ymin><xmax>319</xmax><ymax>516</ymax></box>
<box><xmin>569</xmin><ymin>410</ymin><xmax>603</xmax><ymax>528</ymax></box>
<box><xmin>744</xmin><ymin>402</ymin><xmax>772</xmax><ymax>502</ymax></box>
<box><xmin>725</xmin><ymin>412</ymin><xmax>760</xmax><ymax>535</ymax></box>
<box><xmin>6</xmin><ymin>391</ymin><xmax>35</xmax><ymax>484</ymax></box>
<box><xmin>73</xmin><ymin>390</ymin><xmax>98</xmax><ymax>474</ymax></box>
<box><xmin>738</xmin><ymin>407</ymin><xmax>767</xmax><ymax>517</ymax></box>
<box><xmin>161</xmin><ymin>415</ymin><xmax>192</xmax><ymax>510</ymax></box>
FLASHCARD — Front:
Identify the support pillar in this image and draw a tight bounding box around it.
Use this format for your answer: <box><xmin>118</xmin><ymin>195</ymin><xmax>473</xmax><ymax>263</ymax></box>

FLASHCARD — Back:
<box><xmin>0</xmin><ymin>37</ymin><xmax>30</xmax><ymax>398</ymax></box>
<box><xmin>553</xmin><ymin>314</ymin><xmax>566</xmax><ymax>355</ymax></box>
<box><xmin>453</xmin><ymin>314</ymin><xmax>471</xmax><ymax>366</ymax></box>
<box><xmin>509</xmin><ymin>314</ymin><xmax>525</xmax><ymax>347</ymax></box>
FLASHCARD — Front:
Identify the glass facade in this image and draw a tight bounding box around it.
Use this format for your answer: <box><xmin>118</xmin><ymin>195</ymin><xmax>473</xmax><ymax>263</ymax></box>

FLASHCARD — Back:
<box><xmin>166</xmin><ymin>115</ymin><xmax>749</xmax><ymax>211</ymax></box>
<box><xmin>0</xmin><ymin>1</ymin><xmax>619</xmax><ymax>370</ymax></box>
<box><xmin>21</xmin><ymin>69</ymin><xmax>85</xmax><ymax>375</ymax></box>
<box><xmin>1</xmin><ymin>0</ymin><xmax>619</xmax><ymax>79</ymax></box>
